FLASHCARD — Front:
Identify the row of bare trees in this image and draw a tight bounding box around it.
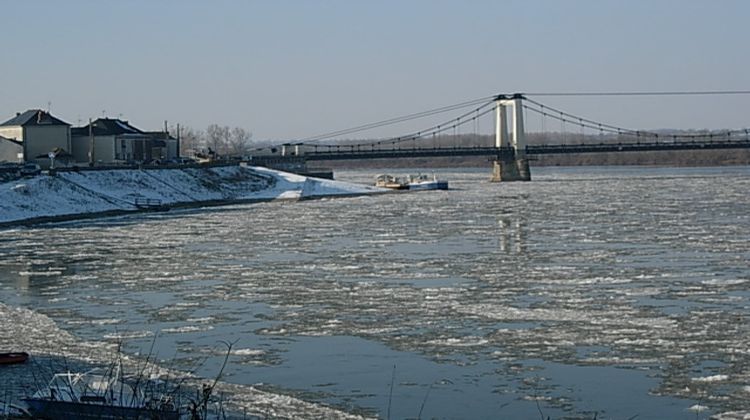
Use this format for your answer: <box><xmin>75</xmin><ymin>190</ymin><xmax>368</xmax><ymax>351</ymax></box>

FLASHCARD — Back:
<box><xmin>174</xmin><ymin>124</ymin><xmax>257</xmax><ymax>157</ymax></box>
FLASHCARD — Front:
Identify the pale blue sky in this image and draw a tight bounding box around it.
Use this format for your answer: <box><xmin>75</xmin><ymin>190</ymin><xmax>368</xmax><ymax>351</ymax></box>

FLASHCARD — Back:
<box><xmin>3</xmin><ymin>1</ymin><xmax>749</xmax><ymax>140</ymax></box>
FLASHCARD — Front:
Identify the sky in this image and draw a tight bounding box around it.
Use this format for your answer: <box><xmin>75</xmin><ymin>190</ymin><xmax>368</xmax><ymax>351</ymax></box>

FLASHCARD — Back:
<box><xmin>3</xmin><ymin>0</ymin><xmax>749</xmax><ymax>141</ymax></box>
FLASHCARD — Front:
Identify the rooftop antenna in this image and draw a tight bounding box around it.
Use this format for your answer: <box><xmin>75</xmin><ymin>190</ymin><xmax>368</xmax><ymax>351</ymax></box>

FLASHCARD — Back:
<box><xmin>102</xmin><ymin>110</ymin><xmax>107</xmax><ymax>117</ymax></box>
<box><xmin>47</xmin><ymin>101</ymin><xmax>52</xmax><ymax>113</ymax></box>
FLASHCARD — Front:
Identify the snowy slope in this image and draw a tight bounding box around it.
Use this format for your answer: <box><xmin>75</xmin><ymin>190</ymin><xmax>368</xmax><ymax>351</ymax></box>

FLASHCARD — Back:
<box><xmin>0</xmin><ymin>165</ymin><xmax>386</xmax><ymax>225</ymax></box>
<box><xmin>252</xmin><ymin>166</ymin><xmax>383</xmax><ymax>199</ymax></box>
<box><xmin>60</xmin><ymin>170</ymin><xmax>196</xmax><ymax>204</ymax></box>
<box><xmin>0</xmin><ymin>176</ymin><xmax>126</xmax><ymax>223</ymax></box>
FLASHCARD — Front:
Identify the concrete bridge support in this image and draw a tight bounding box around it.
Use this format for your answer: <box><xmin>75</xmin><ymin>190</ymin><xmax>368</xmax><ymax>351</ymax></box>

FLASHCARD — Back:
<box><xmin>491</xmin><ymin>94</ymin><xmax>530</xmax><ymax>182</ymax></box>
<box><xmin>492</xmin><ymin>158</ymin><xmax>530</xmax><ymax>182</ymax></box>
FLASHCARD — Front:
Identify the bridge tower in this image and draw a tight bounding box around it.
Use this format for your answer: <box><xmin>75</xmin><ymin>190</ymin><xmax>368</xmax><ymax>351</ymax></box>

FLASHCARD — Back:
<box><xmin>492</xmin><ymin>94</ymin><xmax>531</xmax><ymax>182</ymax></box>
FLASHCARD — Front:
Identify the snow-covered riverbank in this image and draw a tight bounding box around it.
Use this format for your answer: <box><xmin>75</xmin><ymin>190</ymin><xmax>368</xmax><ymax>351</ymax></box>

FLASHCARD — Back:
<box><xmin>0</xmin><ymin>165</ymin><xmax>385</xmax><ymax>227</ymax></box>
<box><xmin>0</xmin><ymin>302</ymin><xmax>370</xmax><ymax>419</ymax></box>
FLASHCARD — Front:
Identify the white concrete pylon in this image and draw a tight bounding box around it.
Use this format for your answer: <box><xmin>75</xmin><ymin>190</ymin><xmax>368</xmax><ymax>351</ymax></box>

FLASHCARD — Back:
<box><xmin>494</xmin><ymin>96</ymin><xmax>526</xmax><ymax>157</ymax></box>
<box><xmin>495</xmin><ymin>102</ymin><xmax>509</xmax><ymax>148</ymax></box>
<box><xmin>510</xmin><ymin>97</ymin><xmax>526</xmax><ymax>157</ymax></box>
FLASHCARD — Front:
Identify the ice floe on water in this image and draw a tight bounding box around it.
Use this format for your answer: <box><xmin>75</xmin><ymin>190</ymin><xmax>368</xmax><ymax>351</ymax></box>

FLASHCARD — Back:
<box><xmin>231</xmin><ymin>348</ymin><xmax>266</xmax><ymax>356</ymax></box>
<box><xmin>0</xmin><ymin>302</ymin><xmax>370</xmax><ymax>419</ymax></box>
<box><xmin>712</xmin><ymin>411</ymin><xmax>750</xmax><ymax>420</ymax></box>
<box><xmin>161</xmin><ymin>325</ymin><xmax>215</xmax><ymax>334</ymax></box>
<box><xmin>2</xmin><ymin>166</ymin><xmax>750</xmax><ymax>418</ymax></box>
<box><xmin>424</xmin><ymin>336</ymin><xmax>490</xmax><ymax>347</ymax></box>
<box><xmin>693</xmin><ymin>374</ymin><xmax>730</xmax><ymax>383</ymax></box>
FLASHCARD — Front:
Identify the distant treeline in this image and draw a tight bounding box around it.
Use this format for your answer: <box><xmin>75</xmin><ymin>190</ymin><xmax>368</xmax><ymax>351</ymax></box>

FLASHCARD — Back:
<box><xmin>174</xmin><ymin>124</ymin><xmax>268</xmax><ymax>157</ymax></box>
<box><xmin>312</xmin><ymin>132</ymin><xmax>750</xmax><ymax>169</ymax></box>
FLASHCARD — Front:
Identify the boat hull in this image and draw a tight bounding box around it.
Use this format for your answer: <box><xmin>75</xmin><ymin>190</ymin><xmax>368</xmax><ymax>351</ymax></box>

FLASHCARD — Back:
<box><xmin>22</xmin><ymin>399</ymin><xmax>179</xmax><ymax>420</ymax></box>
<box><xmin>407</xmin><ymin>180</ymin><xmax>448</xmax><ymax>190</ymax></box>
<box><xmin>377</xmin><ymin>182</ymin><xmax>408</xmax><ymax>190</ymax></box>
<box><xmin>0</xmin><ymin>352</ymin><xmax>29</xmax><ymax>365</ymax></box>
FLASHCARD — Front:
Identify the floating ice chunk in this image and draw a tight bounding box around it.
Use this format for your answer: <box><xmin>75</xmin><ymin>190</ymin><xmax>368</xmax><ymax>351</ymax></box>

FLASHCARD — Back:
<box><xmin>522</xmin><ymin>395</ymin><xmax>551</xmax><ymax>401</ymax></box>
<box><xmin>67</xmin><ymin>318</ymin><xmax>122</xmax><ymax>326</ymax></box>
<box><xmin>18</xmin><ymin>270</ymin><xmax>62</xmax><ymax>276</ymax></box>
<box><xmin>186</xmin><ymin>316</ymin><xmax>214</xmax><ymax>323</ymax></box>
<box><xmin>424</xmin><ymin>337</ymin><xmax>489</xmax><ymax>347</ymax></box>
<box><xmin>161</xmin><ymin>325</ymin><xmax>214</xmax><ymax>333</ymax></box>
<box><xmin>103</xmin><ymin>330</ymin><xmax>154</xmax><ymax>340</ymax></box>
<box><xmin>232</xmin><ymin>348</ymin><xmax>266</xmax><ymax>356</ymax></box>
<box><xmin>711</xmin><ymin>410</ymin><xmax>750</xmax><ymax>420</ymax></box>
<box><xmin>691</xmin><ymin>374</ymin><xmax>729</xmax><ymax>382</ymax></box>
<box><xmin>701</xmin><ymin>279</ymin><xmax>747</xmax><ymax>286</ymax></box>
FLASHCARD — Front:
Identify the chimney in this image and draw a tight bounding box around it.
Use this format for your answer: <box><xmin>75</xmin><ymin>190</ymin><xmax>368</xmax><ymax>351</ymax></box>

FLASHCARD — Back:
<box><xmin>15</xmin><ymin>112</ymin><xmax>20</xmax><ymax>117</ymax></box>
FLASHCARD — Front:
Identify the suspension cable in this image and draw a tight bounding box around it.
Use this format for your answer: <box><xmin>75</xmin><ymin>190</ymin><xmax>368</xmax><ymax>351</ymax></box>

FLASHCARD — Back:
<box><xmin>524</xmin><ymin>90</ymin><xmax>750</xmax><ymax>97</ymax></box>
<box><xmin>303</xmin><ymin>100</ymin><xmax>496</xmax><ymax>148</ymax></box>
<box><xmin>523</xmin><ymin>102</ymin><xmax>748</xmax><ymax>140</ymax></box>
<box><xmin>297</xmin><ymin>95</ymin><xmax>496</xmax><ymax>143</ymax></box>
<box><xmin>266</xmin><ymin>91</ymin><xmax>750</xmax><ymax>152</ymax></box>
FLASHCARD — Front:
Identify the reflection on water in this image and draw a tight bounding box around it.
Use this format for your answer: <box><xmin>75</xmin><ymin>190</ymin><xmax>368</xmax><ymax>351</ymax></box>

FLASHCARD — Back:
<box><xmin>498</xmin><ymin>218</ymin><xmax>526</xmax><ymax>253</ymax></box>
<box><xmin>0</xmin><ymin>259</ymin><xmax>85</xmax><ymax>298</ymax></box>
<box><xmin>1</xmin><ymin>166</ymin><xmax>750</xmax><ymax>418</ymax></box>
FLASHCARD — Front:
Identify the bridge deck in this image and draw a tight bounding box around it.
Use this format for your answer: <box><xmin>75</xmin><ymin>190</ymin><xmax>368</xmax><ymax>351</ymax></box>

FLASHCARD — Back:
<box><xmin>247</xmin><ymin>139</ymin><xmax>750</xmax><ymax>164</ymax></box>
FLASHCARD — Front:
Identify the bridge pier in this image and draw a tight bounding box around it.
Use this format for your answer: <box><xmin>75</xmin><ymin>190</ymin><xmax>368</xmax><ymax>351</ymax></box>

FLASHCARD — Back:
<box><xmin>491</xmin><ymin>158</ymin><xmax>530</xmax><ymax>182</ymax></box>
<box><xmin>491</xmin><ymin>94</ymin><xmax>531</xmax><ymax>182</ymax></box>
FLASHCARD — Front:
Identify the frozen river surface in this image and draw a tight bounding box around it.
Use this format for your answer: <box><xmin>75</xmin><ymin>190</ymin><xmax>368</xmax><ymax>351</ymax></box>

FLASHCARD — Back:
<box><xmin>1</xmin><ymin>166</ymin><xmax>750</xmax><ymax>419</ymax></box>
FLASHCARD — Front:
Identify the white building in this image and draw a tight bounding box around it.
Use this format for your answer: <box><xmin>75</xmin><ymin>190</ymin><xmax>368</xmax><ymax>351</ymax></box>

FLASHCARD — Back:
<box><xmin>70</xmin><ymin>118</ymin><xmax>177</xmax><ymax>164</ymax></box>
<box><xmin>0</xmin><ymin>110</ymin><xmax>72</xmax><ymax>165</ymax></box>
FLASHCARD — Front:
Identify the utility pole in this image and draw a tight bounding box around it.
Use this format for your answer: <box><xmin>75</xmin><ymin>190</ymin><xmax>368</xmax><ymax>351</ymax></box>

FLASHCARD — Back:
<box><xmin>176</xmin><ymin>123</ymin><xmax>181</xmax><ymax>158</ymax></box>
<box><xmin>88</xmin><ymin>118</ymin><xmax>95</xmax><ymax>166</ymax></box>
<box><xmin>164</xmin><ymin>120</ymin><xmax>169</xmax><ymax>161</ymax></box>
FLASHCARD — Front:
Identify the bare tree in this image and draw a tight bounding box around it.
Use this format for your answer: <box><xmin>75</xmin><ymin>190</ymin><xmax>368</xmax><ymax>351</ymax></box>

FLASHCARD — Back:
<box><xmin>171</xmin><ymin>124</ymin><xmax>205</xmax><ymax>156</ymax></box>
<box><xmin>169</xmin><ymin>123</ymin><xmax>256</xmax><ymax>159</ymax></box>
<box><xmin>228</xmin><ymin>127</ymin><xmax>252</xmax><ymax>156</ymax></box>
<box><xmin>206</xmin><ymin>124</ymin><xmax>231</xmax><ymax>156</ymax></box>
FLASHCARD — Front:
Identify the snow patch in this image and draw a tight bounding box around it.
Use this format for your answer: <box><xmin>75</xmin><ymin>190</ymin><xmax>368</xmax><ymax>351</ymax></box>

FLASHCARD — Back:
<box><xmin>0</xmin><ymin>165</ymin><xmax>386</xmax><ymax>225</ymax></box>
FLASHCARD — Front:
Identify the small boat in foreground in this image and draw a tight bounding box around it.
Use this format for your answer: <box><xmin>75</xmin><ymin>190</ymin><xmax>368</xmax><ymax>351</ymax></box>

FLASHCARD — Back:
<box><xmin>0</xmin><ymin>352</ymin><xmax>29</xmax><ymax>365</ymax></box>
<box><xmin>375</xmin><ymin>174</ymin><xmax>448</xmax><ymax>190</ymax></box>
<box><xmin>22</xmin><ymin>368</ymin><xmax>179</xmax><ymax>419</ymax></box>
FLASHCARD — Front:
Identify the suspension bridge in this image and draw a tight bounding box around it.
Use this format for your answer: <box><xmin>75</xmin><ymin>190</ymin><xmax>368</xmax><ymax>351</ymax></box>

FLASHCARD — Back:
<box><xmin>247</xmin><ymin>92</ymin><xmax>750</xmax><ymax>181</ymax></box>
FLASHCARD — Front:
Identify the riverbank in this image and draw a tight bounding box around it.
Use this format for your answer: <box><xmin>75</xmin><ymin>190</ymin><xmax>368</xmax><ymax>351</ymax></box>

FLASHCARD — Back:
<box><xmin>0</xmin><ymin>302</ymin><xmax>369</xmax><ymax>419</ymax></box>
<box><xmin>0</xmin><ymin>165</ymin><xmax>386</xmax><ymax>228</ymax></box>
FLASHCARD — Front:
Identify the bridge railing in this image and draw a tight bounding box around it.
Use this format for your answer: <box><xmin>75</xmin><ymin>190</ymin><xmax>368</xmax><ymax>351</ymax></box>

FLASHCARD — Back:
<box><xmin>244</xmin><ymin>138</ymin><xmax>750</xmax><ymax>164</ymax></box>
<box><xmin>526</xmin><ymin>138</ymin><xmax>750</xmax><ymax>154</ymax></box>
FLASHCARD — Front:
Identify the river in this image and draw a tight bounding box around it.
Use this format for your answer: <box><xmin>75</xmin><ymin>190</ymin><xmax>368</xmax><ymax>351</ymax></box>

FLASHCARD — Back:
<box><xmin>1</xmin><ymin>165</ymin><xmax>749</xmax><ymax>419</ymax></box>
